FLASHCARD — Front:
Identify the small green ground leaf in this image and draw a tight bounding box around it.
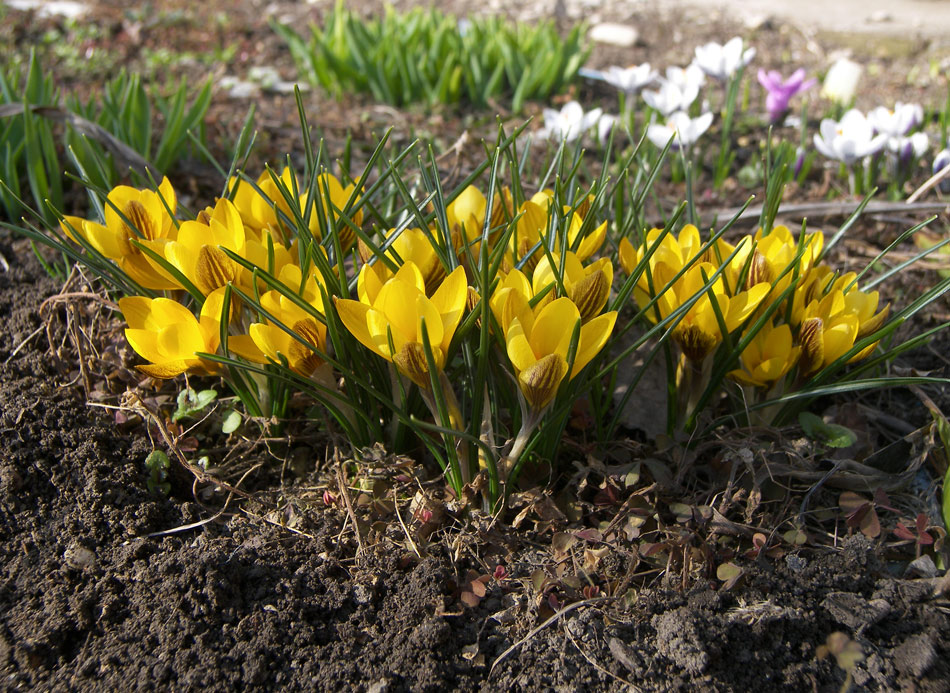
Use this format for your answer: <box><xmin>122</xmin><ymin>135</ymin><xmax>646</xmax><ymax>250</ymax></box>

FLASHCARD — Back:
<box><xmin>799</xmin><ymin>412</ymin><xmax>857</xmax><ymax>448</ymax></box>
<box><xmin>222</xmin><ymin>409</ymin><xmax>242</xmax><ymax>434</ymax></box>
<box><xmin>716</xmin><ymin>562</ymin><xmax>744</xmax><ymax>590</ymax></box>
<box><xmin>144</xmin><ymin>450</ymin><xmax>171</xmax><ymax>495</ymax></box>
<box><xmin>173</xmin><ymin>387</ymin><xmax>218</xmax><ymax>421</ymax></box>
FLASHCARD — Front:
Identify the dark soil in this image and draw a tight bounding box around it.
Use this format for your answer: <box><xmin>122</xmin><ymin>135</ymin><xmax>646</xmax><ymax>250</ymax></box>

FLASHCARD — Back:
<box><xmin>0</xmin><ymin>245</ymin><xmax>947</xmax><ymax>691</ymax></box>
<box><xmin>3</xmin><ymin>1</ymin><xmax>950</xmax><ymax>691</ymax></box>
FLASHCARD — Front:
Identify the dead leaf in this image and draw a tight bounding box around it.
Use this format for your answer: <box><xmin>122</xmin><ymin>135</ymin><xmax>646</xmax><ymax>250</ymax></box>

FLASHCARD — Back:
<box><xmin>552</xmin><ymin>532</ymin><xmax>577</xmax><ymax>557</ymax></box>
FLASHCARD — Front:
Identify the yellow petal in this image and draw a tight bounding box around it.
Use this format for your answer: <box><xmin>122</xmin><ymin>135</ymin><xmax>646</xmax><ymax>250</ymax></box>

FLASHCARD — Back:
<box><xmin>569</xmin><ymin>268</ymin><xmax>610</xmax><ymax>322</ymax></box>
<box><xmin>195</xmin><ymin>245</ymin><xmax>239</xmax><ymax>295</ymax></box>
<box><xmin>227</xmin><ymin>333</ymin><xmax>268</xmax><ymax>364</ymax></box>
<box><xmin>137</xmin><ymin>361</ymin><xmax>190</xmax><ymax>379</ymax></box>
<box><xmin>334</xmin><ymin>298</ymin><xmax>387</xmax><ymax>359</ymax></box>
<box><xmin>366</xmin><ymin>308</ymin><xmax>402</xmax><ymax>357</ymax></box>
<box><xmin>157</xmin><ymin>176</ymin><xmax>178</xmax><ymax>217</ymax></box>
<box><xmin>157</xmin><ymin>321</ymin><xmax>206</xmax><ymax>360</ymax></box>
<box><xmin>573</xmin><ymin>311</ymin><xmax>617</xmax><ymax>377</ymax></box>
<box><xmin>124</xmin><ymin>328</ymin><xmax>162</xmax><ymax>364</ymax></box>
<box><xmin>531</xmin><ymin>298</ymin><xmax>579</xmax><ymax>361</ymax></box>
<box><xmin>575</xmin><ymin>220</ymin><xmax>607</xmax><ymax>261</ymax></box>
<box><xmin>505</xmin><ymin>318</ymin><xmax>537</xmax><ymax>373</ymax></box>
<box><xmin>356</xmin><ymin>262</ymin><xmax>385</xmax><ymax>305</ymax></box>
<box><xmin>375</xmin><ymin>278</ymin><xmax>426</xmax><ymax>343</ymax></box>
<box><xmin>85</xmin><ymin>220</ymin><xmax>131</xmax><ymax>259</ymax></box>
<box><xmin>618</xmin><ymin>237</ymin><xmax>638</xmax><ymax>275</ymax></box>
<box><xmin>798</xmin><ymin>317</ymin><xmax>824</xmax><ymax>376</ymax></box>
<box><xmin>430</xmin><ymin>266</ymin><xmax>468</xmax><ymax>350</ymax></box>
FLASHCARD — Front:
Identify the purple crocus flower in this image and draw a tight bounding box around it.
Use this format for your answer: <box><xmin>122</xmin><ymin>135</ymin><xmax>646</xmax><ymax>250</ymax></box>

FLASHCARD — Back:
<box><xmin>757</xmin><ymin>68</ymin><xmax>817</xmax><ymax>124</ymax></box>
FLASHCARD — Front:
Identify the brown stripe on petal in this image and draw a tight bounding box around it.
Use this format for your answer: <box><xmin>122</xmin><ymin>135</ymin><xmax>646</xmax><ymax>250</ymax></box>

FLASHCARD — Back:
<box><xmin>468</xmin><ymin>287</ymin><xmax>483</xmax><ymax>329</ymax></box>
<box><xmin>574</xmin><ymin>195</ymin><xmax>591</xmax><ymax>220</ymax></box>
<box><xmin>393</xmin><ymin>342</ymin><xmax>431</xmax><ymax>389</ymax></box>
<box><xmin>569</xmin><ymin>270</ymin><xmax>609</xmax><ymax>322</ymax></box>
<box><xmin>745</xmin><ymin>251</ymin><xmax>771</xmax><ymax>290</ymax></box>
<box><xmin>196</xmin><ymin>209</ymin><xmax>213</xmax><ymax>225</ymax></box>
<box><xmin>125</xmin><ymin>200</ymin><xmax>158</xmax><ymax>241</ymax></box>
<box><xmin>798</xmin><ymin>317</ymin><xmax>824</xmax><ymax>376</ymax></box>
<box><xmin>518</xmin><ymin>238</ymin><xmax>539</xmax><ymax>275</ymax></box>
<box><xmin>196</xmin><ymin>245</ymin><xmax>239</xmax><ymax>295</ymax></box>
<box><xmin>337</xmin><ymin>226</ymin><xmax>356</xmax><ymax>252</ymax></box>
<box><xmin>676</xmin><ymin>324</ymin><xmax>717</xmax><ymax>362</ymax></box>
<box><xmin>489</xmin><ymin>188</ymin><xmax>514</xmax><ymax>229</ymax></box>
<box><xmin>357</xmin><ymin>239</ymin><xmax>373</xmax><ymax>264</ymax></box>
<box><xmin>423</xmin><ymin>263</ymin><xmax>447</xmax><ymax>297</ymax></box>
<box><xmin>519</xmin><ymin>353</ymin><xmax>567</xmax><ymax>410</ymax></box>
<box><xmin>289</xmin><ymin>319</ymin><xmax>324</xmax><ymax>375</ymax></box>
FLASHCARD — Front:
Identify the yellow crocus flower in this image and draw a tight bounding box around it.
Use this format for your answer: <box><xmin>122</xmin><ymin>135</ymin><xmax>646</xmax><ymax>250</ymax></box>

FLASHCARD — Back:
<box><xmin>505</xmin><ymin>296</ymin><xmax>617</xmax><ymax>410</ymax></box>
<box><xmin>163</xmin><ymin>197</ymin><xmax>247</xmax><ymax>296</ymax></box>
<box><xmin>302</xmin><ymin>172</ymin><xmax>364</xmax><ymax>250</ymax></box>
<box><xmin>490</xmin><ymin>269</ymin><xmax>535</xmax><ymax>333</ymax></box>
<box><xmin>796</xmin><ymin>276</ymin><xmax>889</xmax><ymax>375</ymax></box>
<box><xmin>671</xmin><ymin>262</ymin><xmax>771</xmax><ymax>362</ymax></box>
<box><xmin>118</xmin><ymin>288</ymin><xmax>225</xmax><ymax>378</ymax></box>
<box><xmin>227</xmin><ymin>168</ymin><xmax>297</xmax><ymax>241</ymax></box>
<box><xmin>532</xmin><ymin>252</ymin><xmax>614</xmax><ymax>323</ymax></box>
<box><xmin>335</xmin><ymin>263</ymin><xmax>468</xmax><ymax>389</ymax></box>
<box><xmin>230</xmin><ymin>290</ymin><xmax>327</xmax><ymax>377</ymax></box>
<box><xmin>506</xmin><ymin>194</ymin><xmax>607</xmax><ymax>272</ymax></box>
<box><xmin>242</xmin><ymin>229</ymin><xmax>298</xmax><ymax>290</ymax></box>
<box><xmin>61</xmin><ymin>177</ymin><xmax>179</xmax><ymax>290</ymax></box>
<box><xmin>729</xmin><ymin>323</ymin><xmax>800</xmax><ymax>387</ymax></box>
<box><xmin>358</xmin><ymin>227</ymin><xmax>446</xmax><ymax>296</ymax></box>
<box><xmin>446</xmin><ymin>185</ymin><xmax>487</xmax><ymax>245</ymax></box>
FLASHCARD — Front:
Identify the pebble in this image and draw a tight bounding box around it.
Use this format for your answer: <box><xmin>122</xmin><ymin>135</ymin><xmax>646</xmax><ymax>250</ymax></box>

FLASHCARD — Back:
<box><xmin>63</xmin><ymin>543</ymin><xmax>97</xmax><ymax>572</ymax></box>
<box><xmin>6</xmin><ymin>0</ymin><xmax>87</xmax><ymax>19</ymax></box>
<box><xmin>220</xmin><ymin>77</ymin><xmax>260</xmax><ymax>100</ymax></box>
<box><xmin>588</xmin><ymin>22</ymin><xmax>639</xmax><ymax>48</ymax></box>
<box><xmin>822</xmin><ymin>592</ymin><xmax>890</xmax><ymax>630</ymax></box>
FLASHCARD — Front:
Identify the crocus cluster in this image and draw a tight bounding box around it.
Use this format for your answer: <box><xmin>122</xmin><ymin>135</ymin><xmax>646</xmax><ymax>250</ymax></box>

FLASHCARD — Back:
<box><xmin>813</xmin><ymin>103</ymin><xmax>930</xmax><ymax>190</ymax></box>
<box><xmin>868</xmin><ymin>102</ymin><xmax>928</xmax><ymax>163</ymax></box>
<box><xmin>63</xmin><ymin>175</ymin><xmax>619</xmax><ymax>428</ymax></box>
<box><xmin>62</xmin><ymin>170</ymin><xmax>364</xmax><ymax>381</ymax></box>
<box><xmin>642</xmin><ymin>65</ymin><xmax>713</xmax><ymax>150</ymax></box>
<box><xmin>618</xmin><ymin>224</ymin><xmax>888</xmax><ymax>391</ymax></box>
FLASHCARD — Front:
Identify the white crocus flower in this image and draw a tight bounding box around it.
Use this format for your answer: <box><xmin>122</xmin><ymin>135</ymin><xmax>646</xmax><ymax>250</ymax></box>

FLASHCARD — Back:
<box><xmin>821</xmin><ymin>58</ymin><xmax>862</xmax><ymax>105</ymax></box>
<box><xmin>647</xmin><ymin>111</ymin><xmax>714</xmax><ymax>150</ymax></box>
<box><xmin>934</xmin><ymin>144</ymin><xmax>950</xmax><ymax>174</ymax></box>
<box><xmin>603</xmin><ymin>64</ymin><xmax>658</xmax><ymax>93</ymax></box>
<box><xmin>867</xmin><ymin>102</ymin><xmax>923</xmax><ymax>139</ymax></box>
<box><xmin>539</xmin><ymin>101</ymin><xmax>604</xmax><ymax>142</ymax></box>
<box><xmin>813</xmin><ymin>109</ymin><xmax>887</xmax><ymax>166</ymax></box>
<box><xmin>693</xmin><ymin>37</ymin><xmax>756</xmax><ymax>81</ymax></box>
<box><xmin>643</xmin><ymin>79</ymin><xmax>700</xmax><ymax>117</ymax></box>
<box><xmin>665</xmin><ymin>64</ymin><xmax>706</xmax><ymax>93</ymax></box>
<box><xmin>889</xmin><ymin>131</ymin><xmax>929</xmax><ymax>160</ymax></box>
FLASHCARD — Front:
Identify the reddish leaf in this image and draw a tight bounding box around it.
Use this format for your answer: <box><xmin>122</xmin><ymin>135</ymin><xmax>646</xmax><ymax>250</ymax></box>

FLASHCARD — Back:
<box><xmin>894</xmin><ymin>522</ymin><xmax>917</xmax><ymax>541</ymax></box>
<box><xmin>873</xmin><ymin>487</ymin><xmax>899</xmax><ymax>513</ymax></box>
<box><xmin>460</xmin><ymin>591</ymin><xmax>481</xmax><ymax>608</ymax></box>
<box><xmin>575</xmin><ymin>528</ymin><xmax>603</xmax><ymax>543</ymax></box>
